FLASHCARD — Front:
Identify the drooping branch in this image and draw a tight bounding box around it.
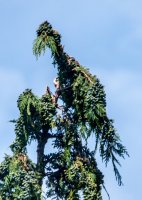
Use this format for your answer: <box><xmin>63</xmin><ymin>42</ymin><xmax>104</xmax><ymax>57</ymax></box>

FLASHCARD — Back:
<box><xmin>33</xmin><ymin>20</ymin><xmax>129</xmax><ymax>186</ymax></box>
<box><xmin>0</xmin><ymin>20</ymin><xmax>129</xmax><ymax>200</ymax></box>
<box><xmin>72</xmin><ymin>66</ymin><xmax>95</xmax><ymax>84</ymax></box>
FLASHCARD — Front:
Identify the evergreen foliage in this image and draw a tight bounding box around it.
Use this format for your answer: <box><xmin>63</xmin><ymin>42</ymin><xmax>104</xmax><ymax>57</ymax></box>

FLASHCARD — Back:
<box><xmin>0</xmin><ymin>21</ymin><xmax>128</xmax><ymax>199</ymax></box>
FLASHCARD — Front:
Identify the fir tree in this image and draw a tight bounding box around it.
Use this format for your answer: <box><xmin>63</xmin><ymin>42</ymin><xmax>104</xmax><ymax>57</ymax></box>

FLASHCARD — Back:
<box><xmin>0</xmin><ymin>21</ymin><xmax>128</xmax><ymax>200</ymax></box>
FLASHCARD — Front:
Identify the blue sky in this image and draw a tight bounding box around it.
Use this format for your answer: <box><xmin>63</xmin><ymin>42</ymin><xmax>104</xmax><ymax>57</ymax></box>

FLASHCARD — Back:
<box><xmin>0</xmin><ymin>0</ymin><xmax>142</xmax><ymax>199</ymax></box>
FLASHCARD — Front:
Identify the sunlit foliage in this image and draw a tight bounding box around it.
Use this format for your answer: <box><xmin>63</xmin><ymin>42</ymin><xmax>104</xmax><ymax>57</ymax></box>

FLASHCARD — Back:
<box><xmin>0</xmin><ymin>21</ymin><xmax>128</xmax><ymax>200</ymax></box>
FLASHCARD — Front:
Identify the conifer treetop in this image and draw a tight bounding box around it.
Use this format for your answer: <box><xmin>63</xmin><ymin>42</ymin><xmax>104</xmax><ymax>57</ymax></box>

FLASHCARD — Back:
<box><xmin>0</xmin><ymin>20</ymin><xmax>129</xmax><ymax>200</ymax></box>
<box><xmin>33</xmin><ymin>21</ymin><xmax>129</xmax><ymax>186</ymax></box>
